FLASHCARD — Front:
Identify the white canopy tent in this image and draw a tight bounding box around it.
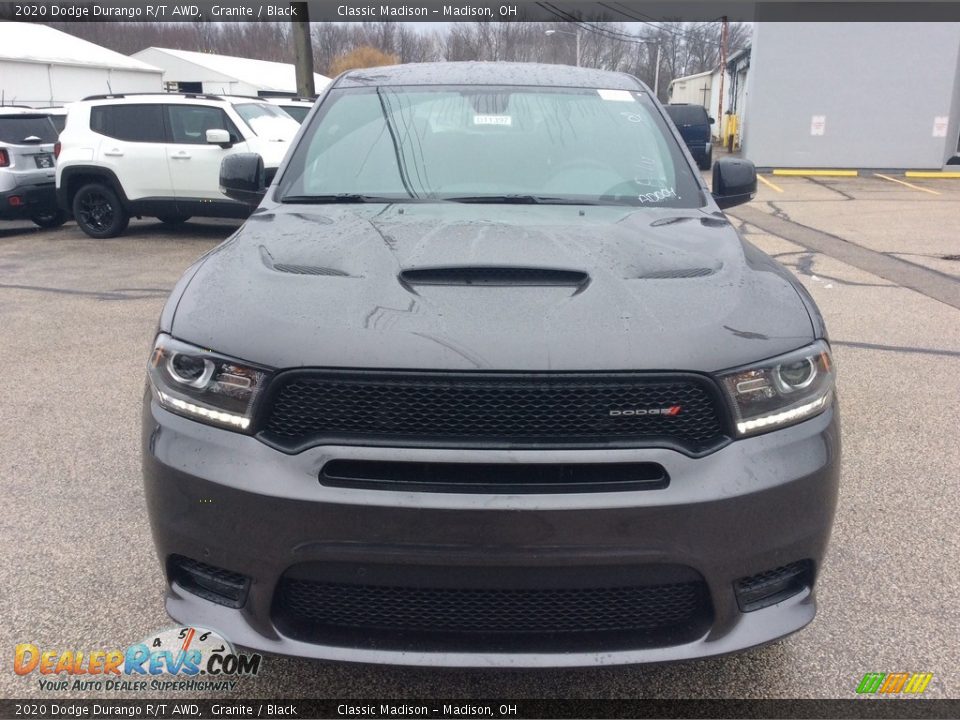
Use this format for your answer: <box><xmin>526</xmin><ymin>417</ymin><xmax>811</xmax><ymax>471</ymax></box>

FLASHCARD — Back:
<box><xmin>131</xmin><ymin>47</ymin><xmax>331</xmax><ymax>97</ymax></box>
<box><xmin>0</xmin><ymin>23</ymin><xmax>163</xmax><ymax>107</ymax></box>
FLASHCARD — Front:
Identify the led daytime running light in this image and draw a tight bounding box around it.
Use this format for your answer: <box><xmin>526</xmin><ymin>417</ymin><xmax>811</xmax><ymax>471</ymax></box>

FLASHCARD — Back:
<box><xmin>736</xmin><ymin>393</ymin><xmax>829</xmax><ymax>434</ymax></box>
<box><xmin>157</xmin><ymin>390</ymin><xmax>251</xmax><ymax>429</ymax></box>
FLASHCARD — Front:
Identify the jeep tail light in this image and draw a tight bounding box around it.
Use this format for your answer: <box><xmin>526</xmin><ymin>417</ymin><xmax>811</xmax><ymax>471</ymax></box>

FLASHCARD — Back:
<box><xmin>0</xmin><ymin>149</ymin><xmax>9</xmax><ymax>167</ymax></box>
<box><xmin>54</xmin><ymin>142</ymin><xmax>61</xmax><ymax>159</ymax></box>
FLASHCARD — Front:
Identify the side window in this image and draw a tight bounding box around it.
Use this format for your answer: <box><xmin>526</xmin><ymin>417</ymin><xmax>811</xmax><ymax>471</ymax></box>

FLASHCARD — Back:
<box><xmin>166</xmin><ymin>105</ymin><xmax>241</xmax><ymax>145</ymax></box>
<box><xmin>90</xmin><ymin>104</ymin><xmax>165</xmax><ymax>143</ymax></box>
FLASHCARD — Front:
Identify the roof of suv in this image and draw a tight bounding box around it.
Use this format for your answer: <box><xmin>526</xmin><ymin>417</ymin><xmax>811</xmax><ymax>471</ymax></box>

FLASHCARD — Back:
<box><xmin>335</xmin><ymin>62</ymin><xmax>643</xmax><ymax>90</ymax></box>
<box><xmin>0</xmin><ymin>106</ymin><xmax>54</xmax><ymax>117</ymax></box>
<box><xmin>78</xmin><ymin>93</ymin><xmax>277</xmax><ymax>105</ymax></box>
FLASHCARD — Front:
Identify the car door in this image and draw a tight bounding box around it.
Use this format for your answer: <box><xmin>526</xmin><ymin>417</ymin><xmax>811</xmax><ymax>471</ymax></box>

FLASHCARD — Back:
<box><xmin>164</xmin><ymin>104</ymin><xmax>249</xmax><ymax>207</ymax></box>
<box><xmin>89</xmin><ymin>104</ymin><xmax>172</xmax><ymax>200</ymax></box>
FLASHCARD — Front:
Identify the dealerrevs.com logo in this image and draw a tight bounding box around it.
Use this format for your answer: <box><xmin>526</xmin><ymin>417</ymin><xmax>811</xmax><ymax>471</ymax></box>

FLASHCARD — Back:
<box><xmin>14</xmin><ymin>626</ymin><xmax>262</xmax><ymax>693</ymax></box>
<box><xmin>856</xmin><ymin>672</ymin><xmax>934</xmax><ymax>696</ymax></box>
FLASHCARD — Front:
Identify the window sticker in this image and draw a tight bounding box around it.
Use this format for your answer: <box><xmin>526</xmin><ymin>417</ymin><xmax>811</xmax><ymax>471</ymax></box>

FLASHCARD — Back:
<box><xmin>473</xmin><ymin>114</ymin><xmax>512</xmax><ymax>126</ymax></box>
<box><xmin>638</xmin><ymin>187</ymin><xmax>677</xmax><ymax>203</ymax></box>
<box><xmin>597</xmin><ymin>89</ymin><xmax>636</xmax><ymax>102</ymax></box>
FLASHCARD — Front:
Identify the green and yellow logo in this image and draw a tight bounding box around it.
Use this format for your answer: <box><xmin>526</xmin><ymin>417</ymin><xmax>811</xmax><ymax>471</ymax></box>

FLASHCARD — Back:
<box><xmin>856</xmin><ymin>672</ymin><xmax>933</xmax><ymax>695</ymax></box>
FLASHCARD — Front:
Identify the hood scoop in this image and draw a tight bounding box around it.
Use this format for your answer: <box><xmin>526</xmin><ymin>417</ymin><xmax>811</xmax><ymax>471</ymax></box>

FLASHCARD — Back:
<box><xmin>399</xmin><ymin>266</ymin><xmax>590</xmax><ymax>288</ymax></box>
<box><xmin>259</xmin><ymin>246</ymin><xmax>351</xmax><ymax>277</ymax></box>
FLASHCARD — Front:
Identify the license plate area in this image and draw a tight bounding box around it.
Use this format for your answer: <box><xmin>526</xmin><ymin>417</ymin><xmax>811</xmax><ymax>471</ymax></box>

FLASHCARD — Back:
<box><xmin>34</xmin><ymin>154</ymin><xmax>54</xmax><ymax>168</ymax></box>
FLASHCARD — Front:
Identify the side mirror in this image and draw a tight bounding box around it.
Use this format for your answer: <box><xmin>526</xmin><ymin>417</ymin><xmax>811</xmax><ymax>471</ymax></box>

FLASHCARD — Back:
<box><xmin>711</xmin><ymin>157</ymin><xmax>757</xmax><ymax>210</ymax></box>
<box><xmin>708</xmin><ymin>117</ymin><xmax>715</xmax><ymax>125</ymax></box>
<box><xmin>206</xmin><ymin>128</ymin><xmax>232</xmax><ymax>148</ymax></box>
<box><xmin>220</xmin><ymin>153</ymin><xmax>265</xmax><ymax>206</ymax></box>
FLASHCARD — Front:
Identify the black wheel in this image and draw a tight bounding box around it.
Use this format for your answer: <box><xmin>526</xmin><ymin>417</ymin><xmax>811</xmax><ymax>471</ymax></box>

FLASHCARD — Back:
<box><xmin>72</xmin><ymin>183</ymin><xmax>129</xmax><ymax>238</ymax></box>
<box><xmin>699</xmin><ymin>147</ymin><xmax>713</xmax><ymax>171</ymax></box>
<box><xmin>157</xmin><ymin>214</ymin><xmax>191</xmax><ymax>225</ymax></box>
<box><xmin>31</xmin><ymin>209</ymin><xmax>69</xmax><ymax>229</ymax></box>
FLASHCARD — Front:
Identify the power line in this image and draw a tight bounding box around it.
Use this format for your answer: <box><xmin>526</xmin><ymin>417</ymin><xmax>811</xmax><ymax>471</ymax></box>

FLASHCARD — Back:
<box><xmin>539</xmin><ymin>2</ymin><xmax>727</xmax><ymax>49</ymax></box>
<box><xmin>598</xmin><ymin>2</ymin><xmax>727</xmax><ymax>45</ymax></box>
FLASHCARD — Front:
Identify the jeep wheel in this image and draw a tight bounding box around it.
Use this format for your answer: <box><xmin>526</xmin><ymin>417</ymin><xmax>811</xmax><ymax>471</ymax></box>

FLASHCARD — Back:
<box><xmin>31</xmin><ymin>209</ymin><xmax>69</xmax><ymax>229</ymax></box>
<box><xmin>73</xmin><ymin>183</ymin><xmax>129</xmax><ymax>239</ymax></box>
<box><xmin>157</xmin><ymin>214</ymin><xmax>192</xmax><ymax>225</ymax></box>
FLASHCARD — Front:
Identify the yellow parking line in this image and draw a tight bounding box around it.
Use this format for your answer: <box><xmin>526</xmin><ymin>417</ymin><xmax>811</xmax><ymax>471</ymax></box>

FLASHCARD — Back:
<box><xmin>772</xmin><ymin>169</ymin><xmax>858</xmax><ymax>177</ymax></box>
<box><xmin>757</xmin><ymin>175</ymin><xmax>784</xmax><ymax>193</ymax></box>
<box><xmin>874</xmin><ymin>173</ymin><xmax>941</xmax><ymax>195</ymax></box>
<box><xmin>904</xmin><ymin>171</ymin><xmax>960</xmax><ymax>178</ymax></box>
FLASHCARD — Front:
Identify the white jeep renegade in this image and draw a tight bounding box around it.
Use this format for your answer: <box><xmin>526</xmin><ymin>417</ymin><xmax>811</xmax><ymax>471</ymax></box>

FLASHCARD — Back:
<box><xmin>56</xmin><ymin>93</ymin><xmax>300</xmax><ymax>238</ymax></box>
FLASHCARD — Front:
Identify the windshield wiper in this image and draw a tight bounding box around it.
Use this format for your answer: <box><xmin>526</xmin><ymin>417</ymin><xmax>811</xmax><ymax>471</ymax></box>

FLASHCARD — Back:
<box><xmin>445</xmin><ymin>194</ymin><xmax>600</xmax><ymax>205</ymax></box>
<box><xmin>281</xmin><ymin>194</ymin><xmax>410</xmax><ymax>204</ymax></box>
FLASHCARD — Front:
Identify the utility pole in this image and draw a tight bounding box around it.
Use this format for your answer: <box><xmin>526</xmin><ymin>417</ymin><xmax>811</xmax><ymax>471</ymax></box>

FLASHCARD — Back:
<box><xmin>291</xmin><ymin>2</ymin><xmax>315</xmax><ymax>97</ymax></box>
<box><xmin>717</xmin><ymin>16</ymin><xmax>729</xmax><ymax>148</ymax></box>
<box><xmin>653</xmin><ymin>42</ymin><xmax>661</xmax><ymax>99</ymax></box>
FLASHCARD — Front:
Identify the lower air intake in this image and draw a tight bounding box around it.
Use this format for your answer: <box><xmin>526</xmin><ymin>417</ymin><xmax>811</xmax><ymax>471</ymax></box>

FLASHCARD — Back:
<box><xmin>272</xmin><ymin>564</ymin><xmax>713</xmax><ymax>652</ymax></box>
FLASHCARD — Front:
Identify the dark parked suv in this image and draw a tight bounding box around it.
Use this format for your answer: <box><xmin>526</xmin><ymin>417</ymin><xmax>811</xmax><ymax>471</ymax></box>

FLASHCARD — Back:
<box><xmin>143</xmin><ymin>63</ymin><xmax>840</xmax><ymax>667</ymax></box>
<box><xmin>664</xmin><ymin>103</ymin><xmax>715</xmax><ymax>170</ymax></box>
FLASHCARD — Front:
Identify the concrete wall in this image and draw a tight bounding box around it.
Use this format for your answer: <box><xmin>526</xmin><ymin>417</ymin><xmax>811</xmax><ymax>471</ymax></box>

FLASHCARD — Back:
<box><xmin>0</xmin><ymin>61</ymin><xmax>161</xmax><ymax>106</ymax></box>
<box><xmin>743</xmin><ymin>23</ymin><xmax>960</xmax><ymax>169</ymax></box>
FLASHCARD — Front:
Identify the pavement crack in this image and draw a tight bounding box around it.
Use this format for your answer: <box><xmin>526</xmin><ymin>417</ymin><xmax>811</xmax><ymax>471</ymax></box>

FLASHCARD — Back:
<box><xmin>805</xmin><ymin>176</ymin><xmax>856</xmax><ymax>200</ymax></box>
<box><xmin>768</xmin><ymin>202</ymin><xmax>792</xmax><ymax>223</ymax></box>
<box><xmin>0</xmin><ymin>283</ymin><xmax>170</xmax><ymax>300</ymax></box>
<box><xmin>832</xmin><ymin>340</ymin><xmax>960</xmax><ymax>359</ymax></box>
<box><xmin>730</xmin><ymin>205</ymin><xmax>960</xmax><ymax>311</ymax></box>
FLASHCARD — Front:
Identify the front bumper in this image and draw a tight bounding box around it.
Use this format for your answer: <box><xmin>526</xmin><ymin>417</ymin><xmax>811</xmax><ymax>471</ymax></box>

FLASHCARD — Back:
<box><xmin>142</xmin><ymin>398</ymin><xmax>840</xmax><ymax>667</ymax></box>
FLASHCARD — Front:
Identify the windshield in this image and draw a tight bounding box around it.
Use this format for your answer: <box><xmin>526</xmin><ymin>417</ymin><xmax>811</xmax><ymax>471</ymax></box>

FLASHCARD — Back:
<box><xmin>231</xmin><ymin>102</ymin><xmax>299</xmax><ymax>139</ymax></box>
<box><xmin>280</xmin><ymin>104</ymin><xmax>310</xmax><ymax>123</ymax></box>
<box><xmin>278</xmin><ymin>85</ymin><xmax>703</xmax><ymax>207</ymax></box>
<box><xmin>0</xmin><ymin>115</ymin><xmax>58</xmax><ymax>144</ymax></box>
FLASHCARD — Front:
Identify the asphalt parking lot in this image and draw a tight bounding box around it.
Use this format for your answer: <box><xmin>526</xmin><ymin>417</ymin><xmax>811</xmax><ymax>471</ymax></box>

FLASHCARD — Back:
<box><xmin>2</xmin><ymin>173</ymin><xmax>959</xmax><ymax>700</ymax></box>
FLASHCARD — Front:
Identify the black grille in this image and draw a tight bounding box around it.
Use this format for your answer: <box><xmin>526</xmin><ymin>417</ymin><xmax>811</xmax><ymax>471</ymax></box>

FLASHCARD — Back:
<box><xmin>259</xmin><ymin>371</ymin><xmax>727</xmax><ymax>453</ymax></box>
<box><xmin>273</xmin><ymin>575</ymin><xmax>711</xmax><ymax>652</ymax></box>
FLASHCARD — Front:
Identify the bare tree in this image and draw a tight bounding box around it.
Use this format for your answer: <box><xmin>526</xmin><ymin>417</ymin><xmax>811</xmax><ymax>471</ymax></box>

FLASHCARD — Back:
<box><xmin>49</xmin><ymin>19</ymin><xmax>749</xmax><ymax>89</ymax></box>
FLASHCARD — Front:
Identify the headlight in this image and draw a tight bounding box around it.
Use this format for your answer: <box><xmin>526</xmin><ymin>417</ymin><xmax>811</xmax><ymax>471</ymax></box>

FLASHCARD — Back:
<box><xmin>718</xmin><ymin>340</ymin><xmax>835</xmax><ymax>437</ymax></box>
<box><xmin>147</xmin><ymin>334</ymin><xmax>272</xmax><ymax>431</ymax></box>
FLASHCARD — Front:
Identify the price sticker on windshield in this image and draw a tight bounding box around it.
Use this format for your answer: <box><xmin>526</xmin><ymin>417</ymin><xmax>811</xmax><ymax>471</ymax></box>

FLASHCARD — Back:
<box><xmin>597</xmin><ymin>89</ymin><xmax>636</xmax><ymax>102</ymax></box>
<box><xmin>473</xmin><ymin>115</ymin><xmax>512</xmax><ymax>126</ymax></box>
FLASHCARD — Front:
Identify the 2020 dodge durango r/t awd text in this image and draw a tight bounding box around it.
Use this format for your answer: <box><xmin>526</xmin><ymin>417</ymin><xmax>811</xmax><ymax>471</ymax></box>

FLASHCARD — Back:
<box><xmin>142</xmin><ymin>63</ymin><xmax>840</xmax><ymax>667</ymax></box>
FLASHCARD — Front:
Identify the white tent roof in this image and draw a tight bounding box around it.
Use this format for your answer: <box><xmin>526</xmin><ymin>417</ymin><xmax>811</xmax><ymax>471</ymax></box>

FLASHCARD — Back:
<box><xmin>134</xmin><ymin>47</ymin><xmax>330</xmax><ymax>93</ymax></box>
<box><xmin>0</xmin><ymin>23</ymin><xmax>161</xmax><ymax>73</ymax></box>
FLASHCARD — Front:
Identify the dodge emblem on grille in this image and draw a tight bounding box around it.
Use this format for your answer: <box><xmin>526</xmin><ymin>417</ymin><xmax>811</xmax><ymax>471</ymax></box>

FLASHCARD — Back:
<box><xmin>609</xmin><ymin>405</ymin><xmax>682</xmax><ymax>417</ymax></box>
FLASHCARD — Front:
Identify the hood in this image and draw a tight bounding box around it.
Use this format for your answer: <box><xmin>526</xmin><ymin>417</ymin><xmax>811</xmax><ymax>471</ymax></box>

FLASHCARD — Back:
<box><xmin>168</xmin><ymin>203</ymin><xmax>815</xmax><ymax>373</ymax></box>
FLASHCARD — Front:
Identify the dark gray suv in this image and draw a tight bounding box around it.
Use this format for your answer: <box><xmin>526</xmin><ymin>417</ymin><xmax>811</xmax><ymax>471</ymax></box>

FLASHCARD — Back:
<box><xmin>142</xmin><ymin>63</ymin><xmax>839</xmax><ymax>667</ymax></box>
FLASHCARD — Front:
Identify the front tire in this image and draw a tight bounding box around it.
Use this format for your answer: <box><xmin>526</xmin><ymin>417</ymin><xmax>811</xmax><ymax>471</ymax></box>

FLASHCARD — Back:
<box><xmin>72</xmin><ymin>183</ymin><xmax>129</xmax><ymax>239</ymax></box>
<box><xmin>31</xmin><ymin>209</ymin><xmax>69</xmax><ymax>229</ymax></box>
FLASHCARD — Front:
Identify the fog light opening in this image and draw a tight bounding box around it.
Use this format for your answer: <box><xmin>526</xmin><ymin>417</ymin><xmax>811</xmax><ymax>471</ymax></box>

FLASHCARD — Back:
<box><xmin>734</xmin><ymin>560</ymin><xmax>813</xmax><ymax>612</ymax></box>
<box><xmin>168</xmin><ymin>554</ymin><xmax>250</xmax><ymax>609</ymax></box>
